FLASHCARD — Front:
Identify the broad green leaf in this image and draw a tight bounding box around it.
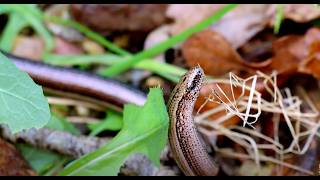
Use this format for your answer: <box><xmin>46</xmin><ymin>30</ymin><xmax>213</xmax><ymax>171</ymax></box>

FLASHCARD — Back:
<box><xmin>60</xmin><ymin>88</ymin><xmax>169</xmax><ymax>176</ymax></box>
<box><xmin>0</xmin><ymin>53</ymin><xmax>50</xmax><ymax>133</ymax></box>
<box><xmin>88</xmin><ymin>110</ymin><xmax>123</xmax><ymax>136</ymax></box>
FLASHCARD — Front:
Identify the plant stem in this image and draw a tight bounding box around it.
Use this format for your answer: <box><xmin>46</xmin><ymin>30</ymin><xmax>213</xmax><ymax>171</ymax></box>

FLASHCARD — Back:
<box><xmin>45</xmin><ymin>15</ymin><xmax>130</xmax><ymax>56</ymax></box>
<box><xmin>101</xmin><ymin>4</ymin><xmax>237</xmax><ymax>77</ymax></box>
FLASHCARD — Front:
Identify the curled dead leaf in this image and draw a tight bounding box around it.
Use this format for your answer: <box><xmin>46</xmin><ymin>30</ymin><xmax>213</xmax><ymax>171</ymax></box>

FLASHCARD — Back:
<box><xmin>0</xmin><ymin>138</ymin><xmax>36</xmax><ymax>176</ymax></box>
<box><xmin>298</xmin><ymin>27</ymin><xmax>320</xmax><ymax>79</ymax></box>
<box><xmin>265</xmin><ymin>35</ymin><xmax>306</xmax><ymax>76</ymax></box>
<box><xmin>211</xmin><ymin>4</ymin><xmax>271</xmax><ymax>49</ymax></box>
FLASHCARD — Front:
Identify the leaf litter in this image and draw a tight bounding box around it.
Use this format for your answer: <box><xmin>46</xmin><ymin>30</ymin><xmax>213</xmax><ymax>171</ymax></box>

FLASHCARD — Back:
<box><xmin>195</xmin><ymin>70</ymin><xmax>320</xmax><ymax>175</ymax></box>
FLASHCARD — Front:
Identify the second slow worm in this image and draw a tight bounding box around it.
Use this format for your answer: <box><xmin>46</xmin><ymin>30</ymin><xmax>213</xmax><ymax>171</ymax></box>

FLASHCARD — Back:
<box><xmin>168</xmin><ymin>65</ymin><xmax>219</xmax><ymax>176</ymax></box>
<box><xmin>3</xmin><ymin>52</ymin><xmax>147</xmax><ymax>111</ymax></box>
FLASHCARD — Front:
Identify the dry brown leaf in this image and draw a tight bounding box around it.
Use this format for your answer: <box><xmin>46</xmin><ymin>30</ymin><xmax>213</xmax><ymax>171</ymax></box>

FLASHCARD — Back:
<box><xmin>265</xmin><ymin>35</ymin><xmax>306</xmax><ymax>76</ymax></box>
<box><xmin>0</xmin><ymin>138</ymin><xmax>36</xmax><ymax>176</ymax></box>
<box><xmin>12</xmin><ymin>36</ymin><xmax>45</xmax><ymax>60</ymax></box>
<box><xmin>12</xmin><ymin>36</ymin><xmax>83</xmax><ymax>60</ymax></box>
<box><xmin>182</xmin><ymin>30</ymin><xmax>251</xmax><ymax>76</ymax></box>
<box><xmin>298</xmin><ymin>28</ymin><xmax>320</xmax><ymax>79</ymax></box>
<box><xmin>81</xmin><ymin>38</ymin><xmax>105</xmax><ymax>55</ymax></box>
<box><xmin>211</xmin><ymin>4</ymin><xmax>271</xmax><ymax>49</ymax></box>
<box><xmin>45</xmin><ymin>4</ymin><xmax>84</xmax><ymax>42</ymax></box>
<box><xmin>53</xmin><ymin>37</ymin><xmax>83</xmax><ymax>55</ymax></box>
<box><xmin>166</xmin><ymin>4</ymin><xmax>224</xmax><ymax>35</ymax></box>
<box><xmin>70</xmin><ymin>4</ymin><xmax>169</xmax><ymax>34</ymax></box>
<box><xmin>144</xmin><ymin>25</ymin><xmax>172</xmax><ymax>61</ymax></box>
<box><xmin>264</xmin><ymin>27</ymin><xmax>320</xmax><ymax>80</ymax></box>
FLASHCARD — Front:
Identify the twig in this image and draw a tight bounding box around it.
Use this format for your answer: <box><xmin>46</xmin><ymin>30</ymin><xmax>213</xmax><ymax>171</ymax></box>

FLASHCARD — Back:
<box><xmin>0</xmin><ymin>125</ymin><xmax>106</xmax><ymax>158</ymax></box>
<box><xmin>0</xmin><ymin>126</ymin><xmax>178</xmax><ymax>176</ymax></box>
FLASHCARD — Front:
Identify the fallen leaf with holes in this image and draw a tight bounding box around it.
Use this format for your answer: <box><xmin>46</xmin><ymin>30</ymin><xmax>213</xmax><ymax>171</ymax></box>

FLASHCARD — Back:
<box><xmin>182</xmin><ymin>30</ymin><xmax>252</xmax><ymax>76</ymax></box>
<box><xmin>0</xmin><ymin>138</ymin><xmax>36</xmax><ymax>176</ymax></box>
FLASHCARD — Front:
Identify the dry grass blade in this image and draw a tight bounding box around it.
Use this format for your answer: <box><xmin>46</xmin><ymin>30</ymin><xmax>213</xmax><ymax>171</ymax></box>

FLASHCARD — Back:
<box><xmin>195</xmin><ymin>71</ymin><xmax>320</xmax><ymax>175</ymax></box>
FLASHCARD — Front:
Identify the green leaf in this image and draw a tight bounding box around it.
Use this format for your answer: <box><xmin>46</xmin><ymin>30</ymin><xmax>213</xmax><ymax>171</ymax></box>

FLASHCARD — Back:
<box><xmin>102</xmin><ymin>4</ymin><xmax>237</xmax><ymax>77</ymax></box>
<box><xmin>46</xmin><ymin>113</ymin><xmax>80</xmax><ymax>136</ymax></box>
<box><xmin>0</xmin><ymin>12</ymin><xmax>28</xmax><ymax>52</ymax></box>
<box><xmin>0</xmin><ymin>52</ymin><xmax>50</xmax><ymax>133</ymax></box>
<box><xmin>88</xmin><ymin>110</ymin><xmax>123</xmax><ymax>136</ymax></box>
<box><xmin>16</xmin><ymin>113</ymin><xmax>79</xmax><ymax>175</ymax></box>
<box><xmin>0</xmin><ymin>4</ymin><xmax>55</xmax><ymax>54</ymax></box>
<box><xmin>16</xmin><ymin>144</ymin><xmax>63</xmax><ymax>175</ymax></box>
<box><xmin>45</xmin><ymin>15</ymin><xmax>130</xmax><ymax>56</ymax></box>
<box><xmin>13</xmin><ymin>5</ymin><xmax>54</xmax><ymax>53</ymax></box>
<box><xmin>274</xmin><ymin>4</ymin><xmax>284</xmax><ymax>34</ymax></box>
<box><xmin>60</xmin><ymin>88</ymin><xmax>169</xmax><ymax>176</ymax></box>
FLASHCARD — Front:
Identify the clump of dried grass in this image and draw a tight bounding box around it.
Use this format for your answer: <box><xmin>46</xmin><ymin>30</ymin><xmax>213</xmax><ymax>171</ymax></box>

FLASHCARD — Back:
<box><xmin>195</xmin><ymin>71</ymin><xmax>320</xmax><ymax>175</ymax></box>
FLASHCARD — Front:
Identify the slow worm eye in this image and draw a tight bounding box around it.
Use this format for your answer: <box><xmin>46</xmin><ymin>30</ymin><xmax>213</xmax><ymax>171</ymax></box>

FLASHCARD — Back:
<box><xmin>188</xmin><ymin>81</ymin><xmax>198</xmax><ymax>92</ymax></box>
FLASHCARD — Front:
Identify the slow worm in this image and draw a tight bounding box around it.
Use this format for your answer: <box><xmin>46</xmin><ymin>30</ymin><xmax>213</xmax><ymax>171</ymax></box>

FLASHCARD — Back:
<box><xmin>4</xmin><ymin>52</ymin><xmax>218</xmax><ymax>175</ymax></box>
<box><xmin>168</xmin><ymin>65</ymin><xmax>219</xmax><ymax>176</ymax></box>
<box><xmin>3</xmin><ymin>52</ymin><xmax>147</xmax><ymax>111</ymax></box>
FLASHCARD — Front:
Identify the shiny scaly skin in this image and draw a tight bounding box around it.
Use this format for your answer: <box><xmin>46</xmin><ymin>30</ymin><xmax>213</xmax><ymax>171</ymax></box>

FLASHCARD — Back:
<box><xmin>3</xmin><ymin>52</ymin><xmax>147</xmax><ymax>111</ymax></box>
<box><xmin>168</xmin><ymin>65</ymin><xmax>219</xmax><ymax>176</ymax></box>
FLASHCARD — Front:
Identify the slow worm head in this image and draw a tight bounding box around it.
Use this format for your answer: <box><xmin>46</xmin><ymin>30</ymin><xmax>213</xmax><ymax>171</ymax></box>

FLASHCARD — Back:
<box><xmin>168</xmin><ymin>65</ymin><xmax>219</xmax><ymax>176</ymax></box>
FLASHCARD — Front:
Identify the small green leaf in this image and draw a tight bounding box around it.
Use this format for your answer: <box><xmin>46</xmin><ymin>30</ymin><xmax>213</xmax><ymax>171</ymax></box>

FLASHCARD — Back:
<box><xmin>60</xmin><ymin>88</ymin><xmax>169</xmax><ymax>176</ymax></box>
<box><xmin>0</xmin><ymin>4</ymin><xmax>55</xmax><ymax>54</ymax></box>
<box><xmin>45</xmin><ymin>15</ymin><xmax>130</xmax><ymax>56</ymax></box>
<box><xmin>17</xmin><ymin>113</ymin><xmax>79</xmax><ymax>175</ymax></box>
<box><xmin>46</xmin><ymin>113</ymin><xmax>80</xmax><ymax>136</ymax></box>
<box><xmin>274</xmin><ymin>4</ymin><xmax>284</xmax><ymax>34</ymax></box>
<box><xmin>0</xmin><ymin>12</ymin><xmax>28</xmax><ymax>52</ymax></box>
<box><xmin>88</xmin><ymin>110</ymin><xmax>123</xmax><ymax>136</ymax></box>
<box><xmin>0</xmin><ymin>53</ymin><xmax>50</xmax><ymax>133</ymax></box>
<box><xmin>17</xmin><ymin>144</ymin><xmax>63</xmax><ymax>175</ymax></box>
